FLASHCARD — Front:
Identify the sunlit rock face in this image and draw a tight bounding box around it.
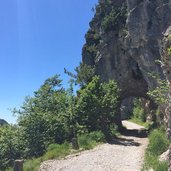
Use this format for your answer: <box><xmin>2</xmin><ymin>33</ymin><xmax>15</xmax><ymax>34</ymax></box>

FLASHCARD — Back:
<box><xmin>161</xmin><ymin>26</ymin><xmax>171</xmax><ymax>171</ymax></box>
<box><xmin>82</xmin><ymin>0</ymin><xmax>171</xmax><ymax>127</ymax></box>
<box><xmin>83</xmin><ymin>0</ymin><xmax>171</xmax><ymax>98</ymax></box>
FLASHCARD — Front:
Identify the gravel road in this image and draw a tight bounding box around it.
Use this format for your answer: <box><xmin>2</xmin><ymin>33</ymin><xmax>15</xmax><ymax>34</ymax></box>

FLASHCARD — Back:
<box><xmin>39</xmin><ymin>121</ymin><xmax>148</xmax><ymax>171</ymax></box>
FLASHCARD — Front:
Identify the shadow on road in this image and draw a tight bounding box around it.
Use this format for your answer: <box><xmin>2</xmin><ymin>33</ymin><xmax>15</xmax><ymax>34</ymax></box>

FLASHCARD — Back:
<box><xmin>108</xmin><ymin>137</ymin><xmax>141</xmax><ymax>146</ymax></box>
<box><xmin>107</xmin><ymin>128</ymin><xmax>148</xmax><ymax>147</ymax></box>
<box><xmin>121</xmin><ymin>128</ymin><xmax>148</xmax><ymax>138</ymax></box>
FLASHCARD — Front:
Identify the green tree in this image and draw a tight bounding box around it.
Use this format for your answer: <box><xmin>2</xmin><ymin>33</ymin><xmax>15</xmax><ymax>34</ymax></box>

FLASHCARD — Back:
<box><xmin>0</xmin><ymin>125</ymin><xmax>23</xmax><ymax>170</ymax></box>
<box><xmin>64</xmin><ymin>63</ymin><xmax>95</xmax><ymax>88</ymax></box>
<box><xmin>147</xmin><ymin>78</ymin><xmax>169</xmax><ymax>105</ymax></box>
<box><xmin>14</xmin><ymin>75</ymin><xmax>69</xmax><ymax>157</ymax></box>
<box><xmin>76</xmin><ymin>76</ymin><xmax>119</xmax><ymax>138</ymax></box>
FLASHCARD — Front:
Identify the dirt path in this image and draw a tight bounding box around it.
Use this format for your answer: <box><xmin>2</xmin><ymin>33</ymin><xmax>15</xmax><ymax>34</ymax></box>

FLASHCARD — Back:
<box><xmin>39</xmin><ymin>121</ymin><xmax>148</xmax><ymax>171</ymax></box>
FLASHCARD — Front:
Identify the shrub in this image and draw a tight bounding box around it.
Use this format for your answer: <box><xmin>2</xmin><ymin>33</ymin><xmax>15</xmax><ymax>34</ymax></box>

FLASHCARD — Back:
<box><xmin>76</xmin><ymin>76</ymin><xmax>119</xmax><ymax>135</ymax></box>
<box><xmin>78</xmin><ymin>134</ymin><xmax>96</xmax><ymax>150</ymax></box>
<box><xmin>88</xmin><ymin>131</ymin><xmax>105</xmax><ymax>142</ymax></box>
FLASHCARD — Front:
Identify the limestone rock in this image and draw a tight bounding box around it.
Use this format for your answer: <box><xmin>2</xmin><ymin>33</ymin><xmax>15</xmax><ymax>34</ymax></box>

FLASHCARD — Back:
<box><xmin>82</xmin><ymin>0</ymin><xmax>171</xmax><ymax>127</ymax></box>
<box><xmin>161</xmin><ymin>26</ymin><xmax>171</xmax><ymax>171</ymax></box>
<box><xmin>159</xmin><ymin>149</ymin><xmax>169</xmax><ymax>162</ymax></box>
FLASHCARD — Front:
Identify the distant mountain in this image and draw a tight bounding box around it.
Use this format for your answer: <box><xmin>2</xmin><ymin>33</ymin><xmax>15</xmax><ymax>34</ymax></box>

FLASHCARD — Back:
<box><xmin>0</xmin><ymin>119</ymin><xmax>8</xmax><ymax>126</ymax></box>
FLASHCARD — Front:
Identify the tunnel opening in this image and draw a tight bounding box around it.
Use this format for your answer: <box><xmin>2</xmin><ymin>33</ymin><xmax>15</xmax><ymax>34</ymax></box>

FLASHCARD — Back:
<box><xmin>114</xmin><ymin>95</ymin><xmax>157</xmax><ymax>128</ymax></box>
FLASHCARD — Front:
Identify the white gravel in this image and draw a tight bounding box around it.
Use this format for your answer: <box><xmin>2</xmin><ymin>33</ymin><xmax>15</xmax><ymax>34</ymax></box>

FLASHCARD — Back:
<box><xmin>39</xmin><ymin>121</ymin><xmax>148</xmax><ymax>171</ymax></box>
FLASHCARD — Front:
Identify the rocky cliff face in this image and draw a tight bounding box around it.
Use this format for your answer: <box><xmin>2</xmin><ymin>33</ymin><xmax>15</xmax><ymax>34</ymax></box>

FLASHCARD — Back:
<box><xmin>82</xmin><ymin>0</ymin><xmax>171</xmax><ymax>127</ymax></box>
<box><xmin>83</xmin><ymin>0</ymin><xmax>171</xmax><ymax>166</ymax></box>
<box><xmin>161</xmin><ymin>26</ymin><xmax>171</xmax><ymax>171</ymax></box>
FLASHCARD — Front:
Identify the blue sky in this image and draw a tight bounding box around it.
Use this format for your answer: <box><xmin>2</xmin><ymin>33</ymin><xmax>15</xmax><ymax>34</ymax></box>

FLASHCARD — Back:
<box><xmin>0</xmin><ymin>0</ymin><xmax>98</xmax><ymax>123</ymax></box>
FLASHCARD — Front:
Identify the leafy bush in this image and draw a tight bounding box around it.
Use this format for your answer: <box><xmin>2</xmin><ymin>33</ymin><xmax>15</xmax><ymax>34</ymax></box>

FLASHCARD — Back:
<box><xmin>88</xmin><ymin>131</ymin><xmax>105</xmax><ymax>142</ymax></box>
<box><xmin>147</xmin><ymin>77</ymin><xmax>169</xmax><ymax>105</ymax></box>
<box><xmin>132</xmin><ymin>98</ymin><xmax>146</xmax><ymax>122</ymax></box>
<box><xmin>3</xmin><ymin>74</ymin><xmax>119</xmax><ymax>170</ymax></box>
<box><xmin>78</xmin><ymin>134</ymin><xmax>96</xmax><ymax>150</ymax></box>
<box><xmin>0</xmin><ymin>125</ymin><xmax>24</xmax><ymax>171</ymax></box>
<box><xmin>14</xmin><ymin>75</ymin><xmax>70</xmax><ymax>158</ymax></box>
<box><xmin>76</xmin><ymin>76</ymin><xmax>119</xmax><ymax>137</ymax></box>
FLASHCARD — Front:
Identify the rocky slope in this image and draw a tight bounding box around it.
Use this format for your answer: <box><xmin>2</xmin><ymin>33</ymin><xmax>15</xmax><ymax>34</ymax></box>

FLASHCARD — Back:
<box><xmin>82</xmin><ymin>0</ymin><xmax>171</xmax><ymax>126</ymax></box>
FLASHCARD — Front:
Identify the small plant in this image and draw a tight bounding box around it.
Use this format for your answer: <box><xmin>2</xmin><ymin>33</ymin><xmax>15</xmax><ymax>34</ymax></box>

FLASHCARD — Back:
<box><xmin>85</xmin><ymin>30</ymin><xmax>100</xmax><ymax>45</ymax></box>
<box><xmin>101</xmin><ymin>5</ymin><xmax>127</xmax><ymax>32</ymax></box>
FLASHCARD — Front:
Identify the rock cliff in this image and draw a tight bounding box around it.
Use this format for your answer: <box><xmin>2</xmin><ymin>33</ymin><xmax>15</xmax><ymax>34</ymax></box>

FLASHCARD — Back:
<box><xmin>161</xmin><ymin>26</ymin><xmax>171</xmax><ymax>171</ymax></box>
<box><xmin>82</xmin><ymin>0</ymin><xmax>171</xmax><ymax>127</ymax></box>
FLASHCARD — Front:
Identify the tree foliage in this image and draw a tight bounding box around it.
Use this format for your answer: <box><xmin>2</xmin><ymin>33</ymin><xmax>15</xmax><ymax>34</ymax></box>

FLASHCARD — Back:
<box><xmin>147</xmin><ymin>78</ymin><xmax>169</xmax><ymax>105</ymax></box>
<box><xmin>76</xmin><ymin>76</ymin><xmax>119</xmax><ymax>137</ymax></box>
<box><xmin>0</xmin><ymin>125</ymin><xmax>24</xmax><ymax>170</ymax></box>
<box><xmin>14</xmin><ymin>75</ymin><xmax>70</xmax><ymax>157</ymax></box>
<box><xmin>65</xmin><ymin>63</ymin><xmax>95</xmax><ymax>88</ymax></box>
<box><xmin>0</xmin><ymin>74</ymin><xmax>119</xmax><ymax>170</ymax></box>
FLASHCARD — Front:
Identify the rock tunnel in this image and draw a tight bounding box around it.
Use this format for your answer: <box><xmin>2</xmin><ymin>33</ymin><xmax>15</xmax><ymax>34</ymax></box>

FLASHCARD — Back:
<box><xmin>82</xmin><ymin>0</ymin><xmax>171</xmax><ymax>130</ymax></box>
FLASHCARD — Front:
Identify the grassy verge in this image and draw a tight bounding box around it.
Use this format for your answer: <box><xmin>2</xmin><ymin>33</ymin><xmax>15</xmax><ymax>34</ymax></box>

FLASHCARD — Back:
<box><xmin>23</xmin><ymin>142</ymin><xmax>71</xmax><ymax>171</ymax></box>
<box><xmin>78</xmin><ymin>131</ymin><xmax>105</xmax><ymax>150</ymax></box>
<box><xmin>142</xmin><ymin>128</ymin><xmax>170</xmax><ymax>171</ymax></box>
<box><xmin>9</xmin><ymin>131</ymin><xmax>105</xmax><ymax>171</ymax></box>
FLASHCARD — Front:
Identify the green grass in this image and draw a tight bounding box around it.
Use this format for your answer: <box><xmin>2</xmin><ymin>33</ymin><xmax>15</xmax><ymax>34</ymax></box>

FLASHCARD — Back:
<box><xmin>20</xmin><ymin>131</ymin><xmax>105</xmax><ymax>171</ymax></box>
<box><xmin>142</xmin><ymin>154</ymin><xmax>168</xmax><ymax>171</ymax></box>
<box><xmin>78</xmin><ymin>131</ymin><xmax>105</xmax><ymax>150</ymax></box>
<box><xmin>142</xmin><ymin>128</ymin><xmax>169</xmax><ymax>171</ymax></box>
<box><xmin>43</xmin><ymin>142</ymin><xmax>71</xmax><ymax>160</ymax></box>
<box><xmin>23</xmin><ymin>142</ymin><xmax>71</xmax><ymax>171</ymax></box>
